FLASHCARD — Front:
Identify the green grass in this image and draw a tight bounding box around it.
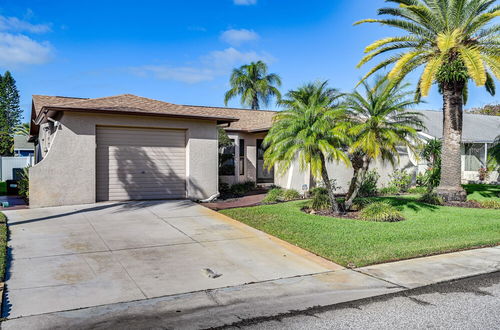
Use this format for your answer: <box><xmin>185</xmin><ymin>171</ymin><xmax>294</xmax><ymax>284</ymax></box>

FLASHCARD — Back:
<box><xmin>0</xmin><ymin>182</ymin><xmax>6</xmax><ymax>196</ymax></box>
<box><xmin>464</xmin><ymin>184</ymin><xmax>500</xmax><ymax>201</ymax></box>
<box><xmin>221</xmin><ymin>196</ymin><xmax>500</xmax><ymax>267</ymax></box>
<box><xmin>0</xmin><ymin>213</ymin><xmax>6</xmax><ymax>280</ymax></box>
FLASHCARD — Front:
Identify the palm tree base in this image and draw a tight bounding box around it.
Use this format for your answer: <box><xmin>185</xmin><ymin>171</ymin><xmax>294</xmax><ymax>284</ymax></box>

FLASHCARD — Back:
<box><xmin>435</xmin><ymin>186</ymin><xmax>467</xmax><ymax>202</ymax></box>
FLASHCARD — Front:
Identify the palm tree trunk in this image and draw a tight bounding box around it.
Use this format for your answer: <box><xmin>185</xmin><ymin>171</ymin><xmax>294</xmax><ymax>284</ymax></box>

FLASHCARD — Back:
<box><xmin>344</xmin><ymin>155</ymin><xmax>370</xmax><ymax>211</ymax></box>
<box><xmin>319</xmin><ymin>153</ymin><xmax>340</xmax><ymax>214</ymax></box>
<box><xmin>345</xmin><ymin>152</ymin><xmax>364</xmax><ymax>201</ymax></box>
<box><xmin>251</xmin><ymin>97</ymin><xmax>259</xmax><ymax>110</ymax></box>
<box><xmin>436</xmin><ymin>81</ymin><xmax>467</xmax><ymax>202</ymax></box>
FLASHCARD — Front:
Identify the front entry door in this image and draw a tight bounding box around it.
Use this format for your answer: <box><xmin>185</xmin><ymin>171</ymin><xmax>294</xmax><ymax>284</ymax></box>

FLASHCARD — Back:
<box><xmin>256</xmin><ymin>139</ymin><xmax>274</xmax><ymax>183</ymax></box>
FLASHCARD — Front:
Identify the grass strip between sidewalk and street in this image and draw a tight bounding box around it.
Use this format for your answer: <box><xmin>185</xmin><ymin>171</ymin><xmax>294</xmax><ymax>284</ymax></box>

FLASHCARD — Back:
<box><xmin>221</xmin><ymin>196</ymin><xmax>500</xmax><ymax>268</ymax></box>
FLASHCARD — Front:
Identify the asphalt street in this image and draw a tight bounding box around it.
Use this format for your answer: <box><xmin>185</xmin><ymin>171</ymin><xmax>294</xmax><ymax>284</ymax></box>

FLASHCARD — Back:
<box><xmin>224</xmin><ymin>271</ymin><xmax>500</xmax><ymax>330</ymax></box>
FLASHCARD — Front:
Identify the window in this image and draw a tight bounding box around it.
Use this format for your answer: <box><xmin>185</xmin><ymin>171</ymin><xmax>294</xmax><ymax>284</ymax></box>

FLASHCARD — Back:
<box><xmin>464</xmin><ymin>143</ymin><xmax>486</xmax><ymax>171</ymax></box>
<box><xmin>239</xmin><ymin>139</ymin><xmax>245</xmax><ymax>175</ymax></box>
<box><xmin>219</xmin><ymin>139</ymin><xmax>235</xmax><ymax>175</ymax></box>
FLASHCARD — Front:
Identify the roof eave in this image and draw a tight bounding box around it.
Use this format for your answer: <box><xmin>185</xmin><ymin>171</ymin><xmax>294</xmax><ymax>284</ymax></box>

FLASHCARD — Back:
<box><xmin>36</xmin><ymin>106</ymin><xmax>239</xmax><ymax>125</ymax></box>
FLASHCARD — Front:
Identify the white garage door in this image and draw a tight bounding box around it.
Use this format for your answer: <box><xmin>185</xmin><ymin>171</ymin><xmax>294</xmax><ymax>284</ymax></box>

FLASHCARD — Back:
<box><xmin>96</xmin><ymin>126</ymin><xmax>186</xmax><ymax>201</ymax></box>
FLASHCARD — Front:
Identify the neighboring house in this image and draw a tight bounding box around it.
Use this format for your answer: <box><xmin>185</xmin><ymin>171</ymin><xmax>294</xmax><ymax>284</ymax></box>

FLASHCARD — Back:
<box><xmin>0</xmin><ymin>135</ymin><xmax>34</xmax><ymax>181</ymax></box>
<box><xmin>13</xmin><ymin>135</ymin><xmax>34</xmax><ymax>157</ymax></box>
<box><xmin>416</xmin><ymin>110</ymin><xmax>500</xmax><ymax>183</ymax></box>
<box><xmin>28</xmin><ymin>93</ymin><xmax>499</xmax><ymax>208</ymax></box>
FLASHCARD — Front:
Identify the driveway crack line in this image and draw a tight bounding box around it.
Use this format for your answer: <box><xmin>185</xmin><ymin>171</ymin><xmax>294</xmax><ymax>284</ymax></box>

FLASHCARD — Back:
<box><xmin>81</xmin><ymin>213</ymin><xmax>148</xmax><ymax>299</ymax></box>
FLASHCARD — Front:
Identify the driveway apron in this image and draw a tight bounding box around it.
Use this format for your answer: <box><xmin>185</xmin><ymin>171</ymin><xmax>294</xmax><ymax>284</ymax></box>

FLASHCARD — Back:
<box><xmin>2</xmin><ymin>200</ymin><xmax>341</xmax><ymax>318</ymax></box>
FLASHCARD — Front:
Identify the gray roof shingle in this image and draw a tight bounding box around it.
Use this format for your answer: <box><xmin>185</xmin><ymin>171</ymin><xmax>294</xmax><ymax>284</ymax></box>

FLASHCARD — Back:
<box><xmin>416</xmin><ymin>110</ymin><xmax>500</xmax><ymax>143</ymax></box>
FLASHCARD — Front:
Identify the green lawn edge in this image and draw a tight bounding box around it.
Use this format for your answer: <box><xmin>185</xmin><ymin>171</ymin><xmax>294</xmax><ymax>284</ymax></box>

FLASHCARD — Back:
<box><xmin>220</xmin><ymin>197</ymin><xmax>500</xmax><ymax>267</ymax></box>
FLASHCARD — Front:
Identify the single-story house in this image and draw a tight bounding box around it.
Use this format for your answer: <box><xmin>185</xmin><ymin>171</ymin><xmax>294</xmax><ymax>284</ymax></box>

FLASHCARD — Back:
<box><xmin>220</xmin><ymin>109</ymin><xmax>500</xmax><ymax>193</ymax></box>
<box><xmin>13</xmin><ymin>135</ymin><xmax>34</xmax><ymax>157</ymax></box>
<box><xmin>29</xmin><ymin>94</ymin><xmax>499</xmax><ymax>208</ymax></box>
<box><xmin>29</xmin><ymin>94</ymin><xmax>241</xmax><ymax>208</ymax></box>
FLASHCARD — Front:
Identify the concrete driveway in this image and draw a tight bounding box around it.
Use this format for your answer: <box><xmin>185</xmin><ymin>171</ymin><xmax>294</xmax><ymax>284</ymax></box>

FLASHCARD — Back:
<box><xmin>2</xmin><ymin>200</ymin><xmax>341</xmax><ymax>318</ymax></box>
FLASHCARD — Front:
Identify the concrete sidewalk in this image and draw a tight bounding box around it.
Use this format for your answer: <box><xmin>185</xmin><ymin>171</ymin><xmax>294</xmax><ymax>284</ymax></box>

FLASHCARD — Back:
<box><xmin>3</xmin><ymin>246</ymin><xmax>499</xmax><ymax>330</ymax></box>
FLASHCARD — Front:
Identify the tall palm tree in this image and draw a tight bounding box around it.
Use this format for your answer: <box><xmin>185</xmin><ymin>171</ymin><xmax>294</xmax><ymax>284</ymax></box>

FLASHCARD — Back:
<box><xmin>343</xmin><ymin>76</ymin><xmax>424</xmax><ymax>210</ymax></box>
<box><xmin>263</xmin><ymin>81</ymin><xmax>349</xmax><ymax>213</ymax></box>
<box><xmin>224</xmin><ymin>61</ymin><xmax>282</xmax><ymax>110</ymax></box>
<box><xmin>355</xmin><ymin>0</ymin><xmax>499</xmax><ymax>201</ymax></box>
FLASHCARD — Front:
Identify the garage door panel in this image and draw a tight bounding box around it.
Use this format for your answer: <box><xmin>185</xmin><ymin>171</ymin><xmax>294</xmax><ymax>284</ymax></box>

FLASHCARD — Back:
<box><xmin>96</xmin><ymin>126</ymin><xmax>186</xmax><ymax>201</ymax></box>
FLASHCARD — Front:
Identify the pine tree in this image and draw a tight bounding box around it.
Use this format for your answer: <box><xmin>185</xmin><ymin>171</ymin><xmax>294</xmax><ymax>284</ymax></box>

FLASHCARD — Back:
<box><xmin>0</xmin><ymin>71</ymin><xmax>22</xmax><ymax>155</ymax></box>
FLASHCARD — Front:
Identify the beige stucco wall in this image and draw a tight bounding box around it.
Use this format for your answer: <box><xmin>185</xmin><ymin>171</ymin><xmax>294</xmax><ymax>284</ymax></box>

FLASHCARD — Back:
<box><xmin>30</xmin><ymin>112</ymin><xmax>218</xmax><ymax>208</ymax></box>
<box><xmin>278</xmin><ymin>153</ymin><xmax>417</xmax><ymax>194</ymax></box>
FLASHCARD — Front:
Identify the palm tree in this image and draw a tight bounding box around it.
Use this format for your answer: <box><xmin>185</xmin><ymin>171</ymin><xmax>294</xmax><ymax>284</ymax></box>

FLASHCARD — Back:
<box><xmin>224</xmin><ymin>61</ymin><xmax>282</xmax><ymax>110</ymax></box>
<box><xmin>13</xmin><ymin>122</ymin><xmax>30</xmax><ymax>136</ymax></box>
<box><xmin>4</xmin><ymin>122</ymin><xmax>30</xmax><ymax>154</ymax></box>
<box><xmin>263</xmin><ymin>81</ymin><xmax>349</xmax><ymax>213</ymax></box>
<box><xmin>355</xmin><ymin>0</ymin><xmax>499</xmax><ymax>201</ymax></box>
<box><xmin>343</xmin><ymin>76</ymin><xmax>424</xmax><ymax>210</ymax></box>
<box><xmin>421</xmin><ymin>138</ymin><xmax>443</xmax><ymax>191</ymax></box>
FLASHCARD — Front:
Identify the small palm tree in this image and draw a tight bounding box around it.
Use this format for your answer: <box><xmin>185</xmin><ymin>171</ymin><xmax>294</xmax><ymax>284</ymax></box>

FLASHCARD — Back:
<box><xmin>343</xmin><ymin>76</ymin><xmax>424</xmax><ymax>210</ymax></box>
<box><xmin>355</xmin><ymin>0</ymin><xmax>499</xmax><ymax>201</ymax></box>
<box><xmin>13</xmin><ymin>122</ymin><xmax>30</xmax><ymax>136</ymax></box>
<box><xmin>224</xmin><ymin>61</ymin><xmax>282</xmax><ymax>110</ymax></box>
<box><xmin>263</xmin><ymin>81</ymin><xmax>349</xmax><ymax>213</ymax></box>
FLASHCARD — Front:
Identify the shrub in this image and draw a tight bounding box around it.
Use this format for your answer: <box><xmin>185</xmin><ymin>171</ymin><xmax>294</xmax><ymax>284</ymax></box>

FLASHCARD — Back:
<box><xmin>282</xmin><ymin>189</ymin><xmax>301</xmax><ymax>201</ymax></box>
<box><xmin>379</xmin><ymin>185</ymin><xmax>399</xmax><ymax>196</ymax></box>
<box><xmin>416</xmin><ymin>172</ymin><xmax>426</xmax><ymax>187</ymax></box>
<box><xmin>18</xmin><ymin>167</ymin><xmax>29</xmax><ymax>202</ymax></box>
<box><xmin>309</xmin><ymin>187</ymin><xmax>331</xmax><ymax>210</ymax></box>
<box><xmin>359</xmin><ymin>201</ymin><xmax>405</xmax><ymax>222</ymax></box>
<box><xmin>351</xmin><ymin>197</ymin><xmax>372</xmax><ymax>211</ymax></box>
<box><xmin>423</xmin><ymin>167</ymin><xmax>440</xmax><ymax>191</ymax></box>
<box><xmin>478</xmin><ymin>200</ymin><xmax>500</xmax><ymax>209</ymax></box>
<box><xmin>418</xmin><ymin>192</ymin><xmax>444</xmax><ymax>205</ymax></box>
<box><xmin>262</xmin><ymin>188</ymin><xmax>284</xmax><ymax>204</ymax></box>
<box><xmin>0</xmin><ymin>212</ymin><xmax>5</xmax><ymax>223</ymax></box>
<box><xmin>408</xmin><ymin>186</ymin><xmax>427</xmax><ymax>194</ymax></box>
<box><xmin>230</xmin><ymin>181</ymin><xmax>256</xmax><ymax>197</ymax></box>
<box><xmin>219</xmin><ymin>182</ymin><xmax>230</xmax><ymax>195</ymax></box>
<box><xmin>388</xmin><ymin>169</ymin><xmax>412</xmax><ymax>193</ymax></box>
<box><xmin>358</xmin><ymin>170</ymin><xmax>379</xmax><ymax>197</ymax></box>
<box><xmin>478</xmin><ymin>167</ymin><xmax>490</xmax><ymax>182</ymax></box>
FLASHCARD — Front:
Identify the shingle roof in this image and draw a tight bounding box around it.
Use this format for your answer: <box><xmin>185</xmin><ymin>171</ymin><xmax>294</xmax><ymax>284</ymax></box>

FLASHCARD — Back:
<box><xmin>32</xmin><ymin>95</ymin><xmax>87</xmax><ymax>117</ymax></box>
<box><xmin>416</xmin><ymin>110</ymin><xmax>500</xmax><ymax>143</ymax></box>
<box><xmin>35</xmin><ymin>94</ymin><xmax>240</xmax><ymax>123</ymax></box>
<box><xmin>32</xmin><ymin>94</ymin><xmax>278</xmax><ymax>132</ymax></box>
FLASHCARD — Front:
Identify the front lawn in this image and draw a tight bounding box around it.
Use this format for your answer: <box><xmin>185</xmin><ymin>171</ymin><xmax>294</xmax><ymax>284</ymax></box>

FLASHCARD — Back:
<box><xmin>221</xmin><ymin>197</ymin><xmax>500</xmax><ymax>267</ymax></box>
<box><xmin>464</xmin><ymin>184</ymin><xmax>500</xmax><ymax>201</ymax></box>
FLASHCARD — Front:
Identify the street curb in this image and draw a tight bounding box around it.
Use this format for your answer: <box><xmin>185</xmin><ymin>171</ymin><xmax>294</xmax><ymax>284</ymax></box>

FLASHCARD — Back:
<box><xmin>2</xmin><ymin>248</ymin><xmax>500</xmax><ymax>330</ymax></box>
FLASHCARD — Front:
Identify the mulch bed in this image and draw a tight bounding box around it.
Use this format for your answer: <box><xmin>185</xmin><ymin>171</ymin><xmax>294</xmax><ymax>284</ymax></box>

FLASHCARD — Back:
<box><xmin>301</xmin><ymin>207</ymin><xmax>361</xmax><ymax>219</ymax></box>
<box><xmin>443</xmin><ymin>200</ymin><xmax>484</xmax><ymax>209</ymax></box>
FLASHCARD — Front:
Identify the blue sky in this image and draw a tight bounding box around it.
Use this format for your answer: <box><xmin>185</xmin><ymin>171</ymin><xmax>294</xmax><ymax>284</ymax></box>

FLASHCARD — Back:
<box><xmin>1</xmin><ymin>0</ymin><xmax>498</xmax><ymax>121</ymax></box>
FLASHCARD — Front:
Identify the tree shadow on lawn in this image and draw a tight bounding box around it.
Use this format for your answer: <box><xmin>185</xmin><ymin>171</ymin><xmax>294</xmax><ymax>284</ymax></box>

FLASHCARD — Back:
<box><xmin>463</xmin><ymin>184</ymin><xmax>500</xmax><ymax>199</ymax></box>
<box><xmin>377</xmin><ymin>196</ymin><xmax>439</xmax><ymax>212</ymax></box>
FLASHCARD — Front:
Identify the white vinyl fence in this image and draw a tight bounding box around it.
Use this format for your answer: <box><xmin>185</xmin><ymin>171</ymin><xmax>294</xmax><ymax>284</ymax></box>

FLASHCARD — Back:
<box><xmin>0</xmin><ymin>156</ymin><xmax>34</xmax><ymax>181</ymax></box>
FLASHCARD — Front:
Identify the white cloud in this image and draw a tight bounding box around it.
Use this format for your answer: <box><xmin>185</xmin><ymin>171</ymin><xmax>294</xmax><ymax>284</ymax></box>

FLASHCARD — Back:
<box><xmin>234</xmin><ymin>0</ymin><xmax>257</xmax><ymax>5</ymax></box>
<box><xmin>131</xmin><ymin>65</ymin><xmax>214</xmax><ymax>83</ymax></box>
<box><xmin>0</xmin><ymin>32</ymin><xmax>52</xmax><ymax>66</ymax></box>
<box><xmin>0</xmin><ymin>15</ymin><xmax>51</xmax><ymax>34</ymax></box>
<box><xmin>203</xmin><ymin>47</ymin><xmax>273</xmax><ymax>69</ymax></box>
<box><xmin>131</xmin><ymin>48</ymin><xmax>274</xmax><ymax>84</ymax></box>
<box><xmin>220</xmin><ymin>29</ymin><xmax>259</xmax><ymax>46</ymax></box>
